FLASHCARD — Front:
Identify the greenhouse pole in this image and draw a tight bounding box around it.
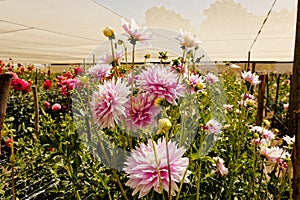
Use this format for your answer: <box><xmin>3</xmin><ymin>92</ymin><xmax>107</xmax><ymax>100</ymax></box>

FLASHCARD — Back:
<box><xmin>256</xmin><ymin>74</ymin><xmax>266</xmax><ymax>126</ymax></box>
<box><xmin>0</xmin><ymin>74</ymin><xmax>12</xmax><ymax>155</ymax></box>
<box><xmin>291</xmin><ymin>0</ymin><xmax>300</xmax><ymax>198</ymax></box>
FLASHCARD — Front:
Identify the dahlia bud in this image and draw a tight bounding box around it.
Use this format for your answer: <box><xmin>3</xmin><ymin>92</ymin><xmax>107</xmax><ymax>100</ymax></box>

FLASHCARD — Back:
<box><xmin>195</xmin><ymin>82</ymin><xmax>204</xmax><ymax>91</ymax></box>
<box><xmin>154</xmin><ymin>97</ymin><xmax>163</xmax><ymax>107</ymax></box>
<box><xmin>144</xmin><ymin>54</ymin><xmax>151</xmax><ymax>59</ymax></box>
<box><xmin>157</xmin><ymin>118</ymin><xmax>172</xmax><ymax>134</ymax></box>
<box><xmin>253</xmin><ymin>133</ymin><xmax>260</xmax><ymax>139</ymax></box>
<box><xmin>263</xmin><ymin>119</ymin><xmax>271</xmax><ymax>128</ymax></box>
<box><xmin>103</xmin><ymin>26</ymin><xmax>115</xmax><ymax>38</ymax></box>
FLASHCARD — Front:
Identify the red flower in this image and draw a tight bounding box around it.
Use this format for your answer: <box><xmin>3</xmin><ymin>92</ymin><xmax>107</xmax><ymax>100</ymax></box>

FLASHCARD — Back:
<box><xmin>64</xmin><ymin>71</ymin><xmax>73</xmax><ymax>79</ymax></box>
<box><xmin>20</xmin><ymin>66</ymin><xmax>25</xmax><ymax>74</ymax></box>
<box><xmin>74</xmin><ymin>67</ymin><xmax>83</xmax><ymax>76</ymax></box>
<box><xmin>44</xmin><ymin>101</ymin><xmax>51</xmax><ymax>109</ymax></box>
<box><xmin>11</xmin><ymin>78</ymin><xmax>26</xmax><ymax>91</ymax></box>
<box><xmin>27</xmin><ymin>64</ymin><xmax>34</xmax><ymax>72</ymax></box>
<box><xmin>52</xmin><ymin>103</ymin><xmax>61</xmax><ymax>112</ymax></box>
<box><xmin>6</xmin><ymin>72</ymin><xmax>18</xmax><ymax>79</ymax></box>
<box><xmin>43</xmin><ymin>80</ymin><xmax>52</xmax><ymax>90</ymax></box>
<box><xmin>22</xmin><ymin>81</ymin><xmax>31</xmax><ymax>94</ymax></box>
<box><xmin>5</xmin><ymin>138</ymin><xmax>13</xmax><ymax>148</ymax></box>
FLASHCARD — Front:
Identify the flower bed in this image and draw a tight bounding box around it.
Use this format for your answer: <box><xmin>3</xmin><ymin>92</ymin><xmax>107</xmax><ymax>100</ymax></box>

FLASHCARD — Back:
<box><xmin>0</xmin><ymin>19</ymin><xmax>294</xmax><ymax>199</ymax></box>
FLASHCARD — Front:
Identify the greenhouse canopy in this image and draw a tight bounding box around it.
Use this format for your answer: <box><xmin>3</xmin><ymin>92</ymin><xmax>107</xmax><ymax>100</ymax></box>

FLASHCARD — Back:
<box><xmin>0</xmin><ymin>0</ymin><xmax>297</xmax><ymax>64</ymax></box>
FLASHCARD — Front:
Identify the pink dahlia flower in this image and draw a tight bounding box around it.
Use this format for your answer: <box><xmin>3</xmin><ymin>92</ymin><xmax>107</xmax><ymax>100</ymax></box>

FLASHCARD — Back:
<box><xmin>175</xmin><ymin>29</ymin><xmax>202</xmax><ymax>50</ymax></box>
<box><xmin>92</xmin><ymin>79</ymin><xmax>130</xmax><ymax>129</ymax></box>
<box><xmin>188</xmin><ymin>74</ymin><xmax>206</xmax><ymax>91</ymax></box>
<box><xmin>136</xmin><ymin>65</ymin><xmax>185</xmax><ymax>104</ymax></box>
<box><xmin>204</xmin><ymin>119</ymin><xmax>222</xmax><ymax>134</ymax></box>
<box><xmin>260</xmin><ymin>146</ymin><xmax>291</xmax><ymax>165</ymax></box>
<box><xmin>52</xmin><ymin>103</ymin><xmax>61</xmax><ymax>112</ymax></box>
<box><xmin>6</xmin><ymin>72</ymin><xmax>18</xmax><ymax>79</ymax></box>
<box><xmin>213</xmin><ymin>157</ymin><xmax>228</xmax><ymax>176</ymax></box>
<box><xmin>88</xmin><ymin>63</ymin><xmax>112</xmax><ymax>82</ymax></box>
<box><xmin>98</xmin><ymin>49</ymin><xmax>124</xmax><ymax>65</ymax></box>
<box><xmin>44</xmin><ymin>101</ymin><xmax>51</xmax><ymax>109</ymax></box>
<box><xmin>241</xmin><ymin>71</ymin><xmax>261</xmax><ymax>86</ymax></box>
<box><xmin>282</xmin><ymin>135</ymin><xmax>295</xmax><ymax>146</ymax></box>
<box><xmin>241</xmin><ymin>93</ymin><xmax>255</xmax><ymax>100</ymax></box>
<box><xmin>250</xmin><ymin>126</ymin><xmax>275</xmax><ymax>141</ymax></box>
<box><xmin>205</xmin><ymin>73</ymin><xmax>219</xmax><ymax>85</ymax></box>
<box><xmin>284</xmin><ymin>103</ymin><xmax>289</xmax><ymax>111</ymax></box>
<box><xmin>223</xmin><ymin>104</ymin><xmax>233</xmax><ymax>111</ymax></box>
<box><xmin>121</xmin><ymin>18</ymin><xmax>153</xmax><ymax>44</ymax></box>
<box><xmin>124</xmin><ymin>137</ymin><xmax>191</xmax><ymax>198</ymax></box>
<box><xmin>125</xmin><ymin>93</ymin><xmax>161</xmax><ymax>130</ymax></box>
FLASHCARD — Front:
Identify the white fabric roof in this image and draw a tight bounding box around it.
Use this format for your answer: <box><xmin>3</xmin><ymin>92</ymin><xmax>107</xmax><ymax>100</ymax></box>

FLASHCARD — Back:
<box><xmin>0</xmin><ymin>0</ymin><xmax>297</xmax><ymax>64</ymax></box>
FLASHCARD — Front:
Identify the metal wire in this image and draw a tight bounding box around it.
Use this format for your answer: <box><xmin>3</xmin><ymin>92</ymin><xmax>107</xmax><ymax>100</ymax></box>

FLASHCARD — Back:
<box><xmin>249</xmin><ymin>0</ymin><xmax>278</xmax><ymax>51</ymax></box>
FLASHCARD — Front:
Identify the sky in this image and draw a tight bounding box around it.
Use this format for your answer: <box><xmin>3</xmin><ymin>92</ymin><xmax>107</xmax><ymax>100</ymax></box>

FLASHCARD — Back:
<box><xmin>96</xmin><ymin>0</ymin><xmax>296</xmax><ymax>27</ymax></box>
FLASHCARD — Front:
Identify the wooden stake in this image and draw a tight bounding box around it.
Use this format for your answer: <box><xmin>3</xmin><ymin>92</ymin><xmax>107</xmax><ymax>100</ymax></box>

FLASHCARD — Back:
<box><xmin>256</xmin><ymin>74</ymin><xmax>266</xmax><ymax>126</ymax></box>
<box><xmin>32</xmin><ymin>86</ymin><xmax>40</xmax><ymax>138</ymax></box>
<box><xmin>272</xmin><ymin>74</ymin><xmax>282</xmax><ymax>127</ymax></box>
<box><xmin>0</xmin><ymin>74</ymin><xmax>12</xmax><ymax>156</ymax></box>
<box><xmin>291</xmin><ymin>0</ymin><xmax>300</xmax><ymax>198</ymax></box>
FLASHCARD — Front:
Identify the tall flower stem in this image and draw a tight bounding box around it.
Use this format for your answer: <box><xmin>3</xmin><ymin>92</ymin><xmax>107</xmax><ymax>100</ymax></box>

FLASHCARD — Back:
<box><xmin>86</xmin><ymin>82</ymin><xmax>128</xmax><ymax>200</ymax></box>
<box><xmin>251</xmin><ymin>143</ymin><xmax>257</xmax><ymax>194</ymax></box>
<box><xmin>10</xmin><ymin>131</ymin><xmax>15</xmax><ymax>200</ymax></box>
<box><xmin>165</xmin><ymin>132</ymin><xmax>172</xmax><ymax>200</ymax></box>
<box><xmin>196</xmin><ymin>159</ymin><xmax>202</xmax><ymax>200</ymax></box>
<box><xmin>128</xmin><ymin>43</ymin><xmax>136</xmax><ymax>149</ymax></box>
<box><xmin>149</xmin><ymin>134</ymin><xmax>166</xmax><ymax>200</ymax></box>
<box><xmin>123</xmin><ymin>42</ymin><xmax>128</xmax><ymax>71</ymax></box>
<box><xmin>110</xmin><ymin>39</ymin><xmax>120</xmax><ymax>78</ymax></box>
<box><xmin>175</xmin><ymin>162</ymin><xmax>190</xmax><ymax>200</ymax></box>
<box><xmin>112</xmin><ymin>169</ymin><xmax>129</xmax><ymax>200</ymax></box>
<box><xmin>110</xmin><ymin>39</ymin><xmax>115</xmax><ymax>63</ymax></box>
<box><xmin>258</xmin><ymin>158</ymin><xmax>265</xmax><ymax>195</ymax></box>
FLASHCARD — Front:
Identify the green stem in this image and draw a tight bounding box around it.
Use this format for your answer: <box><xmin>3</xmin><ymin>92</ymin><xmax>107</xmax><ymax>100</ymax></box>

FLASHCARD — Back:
<box><xmin>165</xmin><ymin>134</ymin><xmax>172</xmax><ymax>200</ymax></box>
<box><xmin>110</xmin><ymin>39</ymin><xmax>120</xmax><ymax>77</ymax></box>
<box><xmin>149</xmin><ymin>134</ymin><xmax>166</xmax><ymax>200</ymax></box>
<box><xmin>196</xmin><ymin>159</ymin><xmax>202</xmax><ymax>200</ymax></box>
<box><xmin>128</xmin><ymin>43</ymin><xmax>135</xmax><ymax>149</ymax></box>
<box><xmin>112</xmin><ymin>169</ymin><xmax>129</xmax><ymax>200</ymax></box>
<box><xmin>10</xmin><ymin>131</ymin><xmax>15</xmax><ymax>200</ymax></box>
<box><xmin>75</xmin><ymin>190</ymin><xmax>82</xmax><ymax>200</ymax></box>
<box><xmin>175</xmin><ymin>163</ymin><xmax>189</xmax><ymax>200</ymax></box>
<box><xmin>251</xmin><ymin>143</ymin><xmax>257</xmax><ymax>195</ymax></box>
<box><xmin>289</xmin><ymin>161</ymin><xmax>292</xmax><ymax>200</ymax></box>
<box><xmin>108</xmin><ymin>191</ymin><xmax>113</xmax><ymax>200</ymax></box>
<box><xmin>123</xmin><ymin>44</ymin><xmax>128</xmax><ymax>71</ymax></box>
<box><xmin>257</xmin><ymin>160</ymin><xmax>265</xmax><ymax>196</ymax></box>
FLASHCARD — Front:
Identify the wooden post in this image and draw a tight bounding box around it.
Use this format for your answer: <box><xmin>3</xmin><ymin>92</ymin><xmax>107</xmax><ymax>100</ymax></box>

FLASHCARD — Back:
<box><xmin>0</xmin><ymin>74</ymin><xmax>13</xmax><ymax>155</ymax></box>
<box><xmin>256</xmin><ymin>74</ymin><xmax>266</xmax><ymax>126</ymax></box>
<box><xmin>246</xmin><ymin>51</ymin><xmax>251</xmax><ymax>71</ymax></box>
<box><xmin>272</xmin><ymin>74</ymin><xmax>282</xmax><ymax>127</ymax></box>
<box><xmin>292</xmin><ymin>0</ymin><xmax>300</xmax><ymax>198</ymax></box>
<box><xmin>32</xmin><ymin>86</ymin><xmax>40</xmax><ymax>138</ymax></box>
<box><xmin>294</xmin><ymin>111</ymin><xmax>300</xmax><ymax>199</ymax></box>
<box><xmin>251</xmin><ymin>62</ymin><xmax>256</xmax><ymax>73</ymax></box>
<box><xmin>93</xmin><ymin>54</ymin><xmax>95</xmax><ymax>65</ymax></box>
<box><xmin>265</xmin><ymin>74</ymin><xmax>269</xmax><ymax>117</ymax></box>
